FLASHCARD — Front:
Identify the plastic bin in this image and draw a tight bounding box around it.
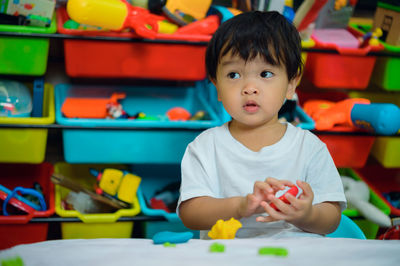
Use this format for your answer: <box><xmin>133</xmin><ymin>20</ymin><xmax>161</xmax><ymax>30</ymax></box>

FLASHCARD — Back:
<box><xmin>54</xmin><ymin>163</ymin><xmax>141</xmax><ymax>239</ymax></box>
<box><xmin>55</xmin><ymin>81</ymin><xmax>224</xmax><ymax>164</ymax></box>
<box><xmin>348</xmin><ymin>90</ymin><xmax>400</xmax><ymax>168</ymax></box>
<box><xmin>339</xmin><ymin>168</ymin><xmax>391</xmax><ymax>239</ymax></box>
<box><xmin>56</xmin><ymin>7</ymin><xmax>211</xmax><ymax>81</ymax></box>
<box><xmin>0</xmin><ymin>83</ymin><xmax>55</xmax><ymax>163</ymax></box>
<box><xmin>304</xmin><ymin>27</ymin><xmax>384</xmax><ymax>89</ymax></box>
<box><xmin>354</xmin><ymin>163</ymin><xmax>400</xmax><ymax>216</ymax></box>
<box><xmin>0</xmin><ymin>162</ymin><xmax>55</xmax><ymax>249</ymax></box>
<box><xmin>132</xmin><ymin>164</ymin><xmax>199</xmax><ymax>238</ymax></box>
<box><xmin>0</xmin><ymin>15</ymin><xmax>56</xmax><ymax>75</ymax></box>
<box><xmin>297</xmin><ymin>90</ymin><xmax>375</xmax><ymax>168</ymax></box>
<box><xmin>351</xmin><ymin>24</ymin><xmax>400</xmax><ymax>91</ymax></box>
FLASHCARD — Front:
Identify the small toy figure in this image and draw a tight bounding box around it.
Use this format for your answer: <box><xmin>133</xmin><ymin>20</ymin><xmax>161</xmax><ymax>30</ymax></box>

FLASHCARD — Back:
<box><xmin>106</xmin><ymin>102</ymin><xmax>129</xmax><ymax>119</ymax></box>
<box><xmin>208</xmin><ymin>217</ymin><xmax>242</xmax><ymax>239</ymax></box>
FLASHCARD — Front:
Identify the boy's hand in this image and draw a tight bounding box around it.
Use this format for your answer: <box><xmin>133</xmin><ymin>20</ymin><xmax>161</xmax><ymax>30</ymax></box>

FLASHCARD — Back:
<box><xmin>238</xmin><ymin>178</ymin><xmax>294</xmax><ymax>218</ymax></box>
<box><xmin>255</xmin><ymin>180</ymin><xmax>314</xmax><ymax>224</ymax></box>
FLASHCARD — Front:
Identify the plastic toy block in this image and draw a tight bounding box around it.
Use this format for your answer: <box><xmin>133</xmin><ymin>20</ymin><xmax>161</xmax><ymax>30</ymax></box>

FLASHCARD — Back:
<box><xmin>258</xmin><ymin>247</ymin><xmax>289</xmax><ymax>257</ymax></box>
<box><xmin>152</xmin><ymin>231</ymin><xmax>193</xmax><ymax>244</ymax></box>
<box><xmin>209</xmin><ymin>242</ymin><xmax>225</xmax><ymax>253</ymax></box>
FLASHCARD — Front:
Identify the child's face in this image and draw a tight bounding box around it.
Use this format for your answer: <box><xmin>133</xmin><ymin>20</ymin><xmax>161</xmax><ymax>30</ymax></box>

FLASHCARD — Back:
<box><xmin>213</xmin><ymin>51</ymin><xmax>298</xmax><ymax>128</ymax></box>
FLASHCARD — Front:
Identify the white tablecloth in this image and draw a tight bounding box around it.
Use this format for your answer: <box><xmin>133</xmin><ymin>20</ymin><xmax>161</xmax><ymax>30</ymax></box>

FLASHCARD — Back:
<box><xmin>1</xmin><ymin>237</ymin><xmax>399</xmax><ymax>266</ymax></box>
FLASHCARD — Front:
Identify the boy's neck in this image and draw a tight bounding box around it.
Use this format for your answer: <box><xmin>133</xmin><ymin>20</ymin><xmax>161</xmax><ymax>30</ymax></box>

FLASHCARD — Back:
<box><xmin>228</xmin><ymin>121</ymin><xmax>287</xmax><ymax>152</ymax></box>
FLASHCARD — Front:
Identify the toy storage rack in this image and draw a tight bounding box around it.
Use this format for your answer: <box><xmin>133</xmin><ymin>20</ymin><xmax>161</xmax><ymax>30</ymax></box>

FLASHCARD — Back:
<box><xmin>0</xmin><ymin>28</ymin><xmax>399</xmax><ymax>231</ymax></box>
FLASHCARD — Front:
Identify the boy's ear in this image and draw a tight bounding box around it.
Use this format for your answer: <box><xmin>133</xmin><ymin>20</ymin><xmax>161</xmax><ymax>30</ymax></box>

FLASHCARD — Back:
<box><xmin>286</xmin><ymin>75</ymin><xmax>301</xmax><ymax>100</ymax></box>
<box><xmin>210</xmin><ymin>78</ymin><xmax>222</xmax><ymax>101</ymax></box>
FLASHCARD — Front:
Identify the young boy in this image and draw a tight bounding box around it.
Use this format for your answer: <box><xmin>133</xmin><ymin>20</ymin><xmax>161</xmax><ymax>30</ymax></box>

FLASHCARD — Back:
<box><xmin>177</xmin><ymin>11</ymin><xmax>346</xmax><ymax>239</ymax></box>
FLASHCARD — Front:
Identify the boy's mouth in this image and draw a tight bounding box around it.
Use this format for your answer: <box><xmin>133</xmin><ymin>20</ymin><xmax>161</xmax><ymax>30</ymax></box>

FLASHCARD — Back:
<box><xmin>243</xmin><ymin>100</ymin><xmax>259</xmax><ymax>113</ymax></box>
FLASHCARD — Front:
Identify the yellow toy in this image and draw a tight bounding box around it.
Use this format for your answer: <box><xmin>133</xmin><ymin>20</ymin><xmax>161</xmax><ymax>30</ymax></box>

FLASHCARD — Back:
<box><xmin>94</xmin><ymin>168</ymin><xmax>141</xmax><ymax>204</ymax></box>
<box><xmin>208</xmin><ymin>218</ymin><xmax>242</xmax><ymax>239</ymax></box>
<box><xmin>162</xmin><ymin>0</ymin><xmax>212</xmax><ymax>25</ymax></box>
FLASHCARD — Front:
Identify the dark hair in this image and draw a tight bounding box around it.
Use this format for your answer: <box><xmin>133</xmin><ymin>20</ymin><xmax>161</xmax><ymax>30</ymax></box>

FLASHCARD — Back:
<box><xmin>205</xmin><ymin>11</ymin><xmax>303</xmax><ymax>81</ymax></box>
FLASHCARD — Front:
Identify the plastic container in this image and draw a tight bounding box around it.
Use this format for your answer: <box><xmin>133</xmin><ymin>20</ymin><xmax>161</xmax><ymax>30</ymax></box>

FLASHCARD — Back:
<box><xmin>0</xmin><ymin>162</ymin><xmax>55</xmax><ymax>249</ymax></box>
<box><xmin>0</xmin><ymin>83</ymin><xmax>55</xmax><ymax>163</ymax></box>
<box><xmin>0</xmin><ymin>15</ymin><xmax>56</xmax><ymax>75</ymax></box>
<box><xmin>54</xmin><ymin>163</ymin><xmax>141</xmax><ymax>239</ymax></box>
<box><xmin>297</xmin><ymin>90</ymin><xmax>375</xmax><ymax>168</ymax></box>
<box><xmin>55</xmin><ymin>81</ymin><xmax>224</xmax><ymax>164</ymax></box>
<box><xmin>0</xmin><ymin>80</ymin><xmax>33</xmax><ymax>117</ymax></box>
<box><xmin>339</xmin><ymin>168</ymin><xmax>391</xmax><ymax>239</ymax></box>
<box><xmin>132</xmin><ymin>164</ymin><xmax>199</xmax><ymax>238</ymax></box>
<box><xmin>304</xmin><ymin>27</ymin><xmax>384</xmax><ymax>89</ymax></box>
<box><xmin>56</xmin><ymin>7</ymin><xmax>211</xmax><ymax>81</ymax></box>
<box><xmin>348</xmin><ymin>90</ymin><xmax>400</xmax><ymax>168</ymax></box>
<box><xmin>350</xmin><ymin>24</ymin><xmax>400</xmax><ymax>91</ymax></box>
<box><xmin>354</xmin><ymin>163</ymin><xmax>400</xmax><ymax>216</ymax></box>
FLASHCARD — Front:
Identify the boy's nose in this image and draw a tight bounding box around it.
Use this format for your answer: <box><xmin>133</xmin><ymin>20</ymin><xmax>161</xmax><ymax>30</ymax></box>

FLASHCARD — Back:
<box><xmin>242</xmin><ymin>85</ymin><xmax>259</xmax><ymax>95</ymax></box>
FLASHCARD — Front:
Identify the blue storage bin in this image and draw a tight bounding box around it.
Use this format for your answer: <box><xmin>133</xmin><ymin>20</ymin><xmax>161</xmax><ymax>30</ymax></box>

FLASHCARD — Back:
<box><xmin>55</xmin><ymin>81</ymin><xmax>224</xmax><ymax>164</ymax></box>
<box><xmin>132</xmin><ymin>164</ymin><xmax>199</xmax><ymax>239</ymax></box>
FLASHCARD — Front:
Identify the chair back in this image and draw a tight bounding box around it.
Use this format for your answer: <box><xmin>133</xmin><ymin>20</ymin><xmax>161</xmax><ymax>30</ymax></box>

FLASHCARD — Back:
<box><xmin>326</xmin><ymin>214</ymin><xmax>367</xmax><ymax>239</ymax></box>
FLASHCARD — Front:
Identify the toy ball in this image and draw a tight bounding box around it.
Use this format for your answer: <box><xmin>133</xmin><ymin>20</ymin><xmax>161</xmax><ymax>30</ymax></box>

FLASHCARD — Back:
<box><xmin>167</xmin><ymin>107</ymin><xmax>191</xmax><ymax>121</ymax></box>
<box><xmin>0</xmin><ymin>80</ymin><xmax>32</xmax><ymax>117</ymax></box>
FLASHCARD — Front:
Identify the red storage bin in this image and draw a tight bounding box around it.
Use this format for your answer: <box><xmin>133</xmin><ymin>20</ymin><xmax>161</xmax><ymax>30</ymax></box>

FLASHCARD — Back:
<box><xmin>0</xmin><ymin>163</ymin><xmax>55</xmax><ymax>250</ymax></box>
<box><xmin>355</xmin><ymin>163</ymin><xmax>400</xmax><ymax>216</ymax></box>
<box><xmin>304</xmin><ymin>27</ymin><xmax>384</xmax><ymax>89</ymax></box>
<box><xmin>297</xmin><ymin>90</ymin><xmax>375</xmax><ymax>168</ymax></box>
<box><xmin>57</xmin><ymin>7</ymin><xmax>211</xmax><ymax>80</ymax></box>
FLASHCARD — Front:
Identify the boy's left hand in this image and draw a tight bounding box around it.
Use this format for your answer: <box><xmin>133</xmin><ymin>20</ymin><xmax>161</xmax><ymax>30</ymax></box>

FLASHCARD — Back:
<box><xmin>256</xmin><ymin>180</ymin><xmax>314</xmax><ymax>224</ymax></box>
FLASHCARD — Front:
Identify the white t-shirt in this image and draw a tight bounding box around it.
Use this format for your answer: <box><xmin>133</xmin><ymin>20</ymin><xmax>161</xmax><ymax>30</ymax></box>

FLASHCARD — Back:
<box><xmin>177</xmin><ymin>122</ymin><xmax>347</xmax><ymax>239</ymax></box>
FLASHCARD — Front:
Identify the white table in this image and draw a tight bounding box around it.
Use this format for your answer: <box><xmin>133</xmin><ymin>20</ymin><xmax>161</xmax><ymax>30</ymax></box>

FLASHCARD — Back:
<box><xmin>1</xmin><ymin>237</ymin><xmax>400</xmax><ymax>266</ymax></box>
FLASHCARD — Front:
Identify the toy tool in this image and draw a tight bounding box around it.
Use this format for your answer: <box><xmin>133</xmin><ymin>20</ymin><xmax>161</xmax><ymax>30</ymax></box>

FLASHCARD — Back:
<box><xmin>61</xmin><ymin>92</ymin><xmax>126</xmax><ymax>119</ymax></box>
<box><xmin>270</xmin><ymin>185</ymin><xmax>299</xmax><ymax>211</ymax></box>
<box><xmin>67</xmin><ymin>0</ymin><xmax>166</xmax><ymax>38</ymax></box>
<box><xmin>51</xmin><ymin>173</ymin><xmax>130</xmax><ymax>209</ymax></box>
<box><xmin>304</xmin><ymin>98</ymin><xmax>400</xmax><ymax>135</ymax></box>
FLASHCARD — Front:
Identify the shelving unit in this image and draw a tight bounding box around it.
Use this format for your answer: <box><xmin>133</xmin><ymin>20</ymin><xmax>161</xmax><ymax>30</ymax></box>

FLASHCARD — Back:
<box><xmin>1</xmin><ymin>8</ymin><xmax>399</xmax><ymax>244</ymax></box>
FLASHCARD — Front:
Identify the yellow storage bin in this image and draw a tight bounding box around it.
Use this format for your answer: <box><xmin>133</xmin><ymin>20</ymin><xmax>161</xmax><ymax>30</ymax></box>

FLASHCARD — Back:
<box><xmin>348</xmin><ymin>91</ymin><xmax>400</xmax><ymax>168</ymax></box>
<box><xmin>0</xmin><ymin>83</ymin><xmax>55</xmax><ymax>163</ymax></box>
<box><xmin>54</xmin><ymin>163</ymin><xmax>141</xmax><ymax>239</ymax></box>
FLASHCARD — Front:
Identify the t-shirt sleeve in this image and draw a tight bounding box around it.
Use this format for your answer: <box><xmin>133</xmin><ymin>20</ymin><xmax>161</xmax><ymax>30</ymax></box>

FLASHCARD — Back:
<box><xmin>176</xmin><ymin>139</ymin><xmax>219</xmax><ymax>215</ymax></box>
<box><xmin>306</xmin><ymin>143</ymin><xmax>347</xmax><ymax>211</ymax></box>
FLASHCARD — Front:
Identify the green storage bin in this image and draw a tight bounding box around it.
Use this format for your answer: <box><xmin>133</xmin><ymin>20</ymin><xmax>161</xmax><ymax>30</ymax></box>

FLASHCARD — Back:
<box><xmin>339</xmin><ymin>168</ymin><xmax>391</xmax><ymax>239</ymax></box>
<box><xmin>0</xmin><ymin>15</ymin><xmax>56</xmax><ymax>75</ymax></box>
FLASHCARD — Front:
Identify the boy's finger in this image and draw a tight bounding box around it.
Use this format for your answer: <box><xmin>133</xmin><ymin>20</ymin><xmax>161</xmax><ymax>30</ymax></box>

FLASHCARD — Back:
<box><xmin>297</xmin><ymin>180</ymin><xmax>312</xmax><ymax>196</ymax></box>
<box><xmin>255</xmin><ymin>181</ymin><xmax>273</xmax><ymax>194</ymax></box>
<box><xmin>264</xmin><ymin>177</ymin><xmax>293</xmax><ymax>191</ymax></box>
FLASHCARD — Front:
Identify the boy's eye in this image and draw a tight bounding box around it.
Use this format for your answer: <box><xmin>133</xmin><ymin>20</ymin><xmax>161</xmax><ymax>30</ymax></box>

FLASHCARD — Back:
<box><xmin>228</xmin><ymin>72</ymin><xmax>240</xmax><ymax>79</ymax></box>
<box><xmin>261</xmin><ymin>71</ymin><xmax>273</xmax><ymax>78</ymax></box>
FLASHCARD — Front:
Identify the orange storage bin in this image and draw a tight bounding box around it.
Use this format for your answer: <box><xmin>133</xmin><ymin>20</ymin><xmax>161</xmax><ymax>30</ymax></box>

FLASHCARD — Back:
<box><xmin>56</xmin><ymin>7</ymin><xmax>211</xmax><ymax>80</ymax></box>
<box><xmin>305</xmin><ymin>27</ymin><xmax>384</xmax><ymax>89</ymax></box>
<box><xmin>0</xmin><ymin>163</ymin><xmax>55</xmax><ymax>250</ymax></box>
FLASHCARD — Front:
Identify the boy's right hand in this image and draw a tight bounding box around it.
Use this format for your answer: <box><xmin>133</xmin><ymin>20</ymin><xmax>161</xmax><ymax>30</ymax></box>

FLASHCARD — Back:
<box><xmin>238</xmin><ymin>178</ymin><xmax>294</xmax><ymax>218</ymax></box>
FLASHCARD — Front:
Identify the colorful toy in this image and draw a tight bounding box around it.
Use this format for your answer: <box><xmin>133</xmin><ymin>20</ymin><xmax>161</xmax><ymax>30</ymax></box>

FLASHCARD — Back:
<box><xmin>359</xmin><ymin>28</ymin><xmax>383</xmax><ymax>47</ymax></box>
<box><xmin>293</xmin><ymin>0</ymin><xmax>329</xmax><ymax>32</ymax></box>
<box><xmin>152</xmin><ymin>231</ymin><xmax>194</xmax><ymax>244</ymax></box>
<box><xmin>67</xmin><ymin>0</ymin><xmax>166</xmax><ymax>38</ymax></box>
<box><xmin>304</xmin><ymin>98</ymin><xmax>400</xmax><ymax>135</ymax></box>
<box><xmin>161</xmin><ymin>0</ymin><xmax>212</xmax><ymax>25</ymax></box>
<box><xmin>258</xmin><ymin>246</ymin><xmax>289</xmax><ymax>257</ymax></box>
<box><xmin>166</xmin><ymin>107</ymin><xmax>191</xmax><ymax>121</ymax></box>
<box><xmin>0</xmin><ymin>184</ymin><xmax>46</xmax><ymax>216</ymax></box>
<box><xmin>91</xmin><ymin>168</ymin><xmax>141</xmax><ymax>204</ymax></box>
<box><xmin>209</xmin><ymin>242</ymin><xmax>225</xmax><ymax>253</ymax></box>
<box><xmin>208</xmin><ymin>217</ymin><xmax>242</xmax><ymax>239</ymax></box>
<box><xmin>270</xmin><ymin>185</ymin><xmax>299</xmax><ymax>211</ymax></box>
<box><xmin>61</xmin><ymin>92</ymin><xmax>126</xmax><ymax>119</ymax></box>
<box><xmin>341</xmin><ymin>176</ymin><xmax>391</xmax><ymax>228</ymax></box>
<box><xmin>174</xmin><ymin>15</ymin><xmax>219</xmax><ymax>35</ymax></box>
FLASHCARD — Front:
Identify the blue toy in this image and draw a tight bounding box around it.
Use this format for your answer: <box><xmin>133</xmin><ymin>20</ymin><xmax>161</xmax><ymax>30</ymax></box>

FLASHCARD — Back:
<box><xmin>1</xmin><ymin>185</ymin><xmax>47</xmax><ymax>215</ymax></box>
<box><xmin>0</xmin><ymin>80</ymin><xmax>32</xmax><ymax>117</ymax></box>
<box><xmin>152</xmin><ymin>231</ymin><xmax>193</xmax><ymax>244</ymax></box>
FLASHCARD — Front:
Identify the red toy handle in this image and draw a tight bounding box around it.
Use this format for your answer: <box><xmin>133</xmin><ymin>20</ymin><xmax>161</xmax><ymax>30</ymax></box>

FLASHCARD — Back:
<box><xmin>270</xmin><ymin>186</ymin><xmax>299</xmax><ymax>211</ymax></box>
